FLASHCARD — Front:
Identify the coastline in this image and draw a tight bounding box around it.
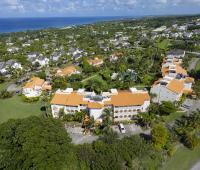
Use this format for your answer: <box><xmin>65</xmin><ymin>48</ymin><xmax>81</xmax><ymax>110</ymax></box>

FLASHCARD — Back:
<box><xmin>0</xmin><ymin>16</ymin><xmax>133</xmax><ymax>34</ymax></box>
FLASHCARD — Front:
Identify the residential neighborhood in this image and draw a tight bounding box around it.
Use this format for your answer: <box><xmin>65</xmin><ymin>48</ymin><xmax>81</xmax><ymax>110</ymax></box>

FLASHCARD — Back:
<box><xmin>0</xmin><ymin>14</ymin><xmax>200</xmax><ymax>170</ymax></box>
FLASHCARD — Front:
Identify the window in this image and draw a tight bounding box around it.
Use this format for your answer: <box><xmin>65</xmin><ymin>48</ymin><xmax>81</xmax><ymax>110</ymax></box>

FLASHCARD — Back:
<box><xmin>128</xmin><ymin>115</ymin><xmax>131</xmax><ymax>117</ymax></box>
<box><xmin>124</xmin><ymin>115</ymin><xmax>127</xmax><ymax>118</ymax></box>
<box><xmin>120</xmin><ymin>116</ymin><xmax>123</xmax><ymax>118</ymax></box>
<box><xmin>115</xmin><ymin>116</ymin><xmax>118</xmax><ymax>118</ymax></box>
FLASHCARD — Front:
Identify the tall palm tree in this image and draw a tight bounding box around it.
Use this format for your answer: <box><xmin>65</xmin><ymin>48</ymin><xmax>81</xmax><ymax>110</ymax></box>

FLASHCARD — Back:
<box><xmin>102</xmin><ymin>108</ymin><xmax>113</xmax><ymax>128</ymax></box>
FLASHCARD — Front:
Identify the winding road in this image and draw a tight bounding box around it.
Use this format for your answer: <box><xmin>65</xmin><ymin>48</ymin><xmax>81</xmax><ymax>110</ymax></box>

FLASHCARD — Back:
<box><xmin>188</xmin><ymin>58</ymin><xmax>200</xmax><ymax>71</ymax></box>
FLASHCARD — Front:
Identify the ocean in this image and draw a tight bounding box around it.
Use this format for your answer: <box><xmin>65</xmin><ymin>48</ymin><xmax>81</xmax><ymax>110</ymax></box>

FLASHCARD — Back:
<box><xmin>0</xmin><ymin>17</ymin><xmax>131</xmax><ymax>33</ymax></box>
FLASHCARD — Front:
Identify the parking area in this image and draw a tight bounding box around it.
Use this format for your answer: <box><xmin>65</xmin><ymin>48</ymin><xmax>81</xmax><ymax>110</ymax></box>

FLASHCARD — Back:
<box><xmin>182</xmin><ymin>99</ymin><xmax>200</xmax><ymax>113</ymax></box>
<box><xmin>65</xmin><ymin>125</ymin><xmax>99</xmax><ymax>145</ymax></box>
<box><xmin>112</xmin><ymin>123</ymin><xmax>150</xmax><ymax>138</ymax></box>
<box><xmin>65</xmin><ymin>123</ymin><xmax>150</xmax><ymax>144</ymax></box>
<box><xmin>6</xmin><ymin>83</ymin><xmax>22</xmax><ymax>93</ymax></box>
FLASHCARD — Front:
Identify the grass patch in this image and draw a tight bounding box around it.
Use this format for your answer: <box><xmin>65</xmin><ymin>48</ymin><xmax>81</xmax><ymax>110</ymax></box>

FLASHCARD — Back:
<box><xmin>195</xmin><ymin>60</ymin><xmax>200</xmax><ymax>71</ymax></box>
<box><xmin>0</xmin><ymin>95</ymin><xmax>43</xmax><ymax>124</ymax></box>
<box><xmin>157</xmin><ymin>39</ymin><xmax>171</xmax><ymax>50</ymax></box>
<box><xmin>162</xmin><ymin>111</ymin><xmax>186</xmax><ymax>123</ymax></box>
<box><xmin>161</xmin><ymin>145</ymin><xmax>200</xmax><ymax>170</ymax></box>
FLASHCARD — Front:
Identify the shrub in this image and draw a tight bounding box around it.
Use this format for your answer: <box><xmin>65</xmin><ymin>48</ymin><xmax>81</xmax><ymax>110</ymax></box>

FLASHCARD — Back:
<box><xmin>22</xmin><ymin>95</ymin><xmax>39</xmax><ymax>103</ymax></box>
<box><xmin>0</xmin><ymin>90</ymin><xmax>13</xmax><ymax>99</ymax></box>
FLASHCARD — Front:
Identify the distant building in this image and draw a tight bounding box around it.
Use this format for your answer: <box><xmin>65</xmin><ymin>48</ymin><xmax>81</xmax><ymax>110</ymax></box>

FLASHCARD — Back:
<box><xmin>23</xmin><ymin>77</ymin><xmax>51</xmax><ymax>98</ymax></box>
<box><xmin>110</xmin><ymin>52</ymin><xmax>123</xmax><ymax>62</ymax></box>
<box><xmin>50</xmin><ymin>88</ymin><xmax>150</xmax><ymax>122</ymax></box>
<box><xmin>166</xmin><ymin>50</ymin><xmax>185</xmax><ymax>59</ymax></box>
<box><xmin>151</xmin><ymin>50</ymin><xmax>194</xmax><ymax>103</ymax></box>
<box><xmin>56</xmin><ymin>65</ymin><xmax>80</xmax><ymax>77</ymax></box>
<box><xmin>153</xmin><ymin>26</ymin><xmax>167</xmax><ymax>32</ymax></box>
<box><xmin>88</xmin><ymin>57</ymin><xmax>104</xmax><ymax>67</ymax></box>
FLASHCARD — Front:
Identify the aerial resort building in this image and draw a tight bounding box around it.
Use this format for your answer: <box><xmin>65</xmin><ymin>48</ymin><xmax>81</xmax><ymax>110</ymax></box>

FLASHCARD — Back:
<box><xmin>50</xmin><ymin>88</ymin><xmax>150</xmax><ymax>122</ymax></box>
<box><xmin>151</xmin><ymin>50</ymin><xmax>194</xmax><ymax>103</ymax></box>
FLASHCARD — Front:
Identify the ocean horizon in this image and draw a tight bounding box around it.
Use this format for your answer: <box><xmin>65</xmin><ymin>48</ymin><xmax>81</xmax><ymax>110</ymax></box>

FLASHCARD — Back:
<box><xmin>0</xmin><ymin>16</ymin><xmax>134</xmax><ymax>34</ymax></box>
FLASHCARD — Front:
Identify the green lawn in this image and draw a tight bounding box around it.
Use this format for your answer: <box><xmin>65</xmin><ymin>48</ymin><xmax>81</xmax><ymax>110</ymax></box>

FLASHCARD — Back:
<box><xmin>162</xmin><ymin>111</ymin><xmax>186</xmax><ymax>123</ymax></box>
<box><xmin>157</xmin><ymin>39</ymin><xmax>171</xmax><ymax>50</ymax></box>
<box><xmin>0</xmin><ymin>95</ymin><xmax>43</xmax><ymax>124</ymax></box>
<box><xmin>195</xmin><ymin>60</ymin><xmax>200</xmax><ymax>71</ymax></box>
<box><xmin>161</xmin><ymin>145</ymin><xmax>200</xmax><ymax>170</ymax></box>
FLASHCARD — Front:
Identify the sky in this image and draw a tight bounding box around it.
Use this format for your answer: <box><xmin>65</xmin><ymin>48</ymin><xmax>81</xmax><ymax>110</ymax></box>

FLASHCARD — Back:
<box><xmin>0</xmin><ymin>0</ymin><xmax>200</xmax><ymax>17</ymax></box>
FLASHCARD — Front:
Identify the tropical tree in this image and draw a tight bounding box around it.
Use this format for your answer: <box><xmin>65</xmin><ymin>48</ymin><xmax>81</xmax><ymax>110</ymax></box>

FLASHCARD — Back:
<box><xmin>101</xmin><ymin>108</ymin><xmax>113</xmax><ymax>128</ymax></box>
<box><xmin>151</xmin><ymin>124</ymin><xmax>169</xmax><ymax>150</ymax></box>
<box><xmin>0</xmin><ymin>116</ymin><xmax>74</xmax><ymax>170</ymax></box>
<box><xmin>159</xmin><ymin>101</ymin><xmax>177</xmax><ymax>116</ymax></box>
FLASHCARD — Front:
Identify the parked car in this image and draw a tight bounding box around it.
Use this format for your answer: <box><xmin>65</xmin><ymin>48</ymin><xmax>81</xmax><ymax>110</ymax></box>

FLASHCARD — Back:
<box><xmin>182</xmin><ymin>104</ymin><xmax>191</xmax><ymax>109</ymax></box>
<box><xmin>118</xmin><ymin>123</ymin><xmax>126</xmax><ymax>134</ymax></box>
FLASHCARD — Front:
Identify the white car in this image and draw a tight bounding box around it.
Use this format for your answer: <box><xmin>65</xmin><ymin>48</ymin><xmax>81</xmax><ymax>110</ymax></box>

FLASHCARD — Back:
<box><xmin>119</xmin><ymin>123</ymin><xmax>126</xmax><ymax>134</ymax></box>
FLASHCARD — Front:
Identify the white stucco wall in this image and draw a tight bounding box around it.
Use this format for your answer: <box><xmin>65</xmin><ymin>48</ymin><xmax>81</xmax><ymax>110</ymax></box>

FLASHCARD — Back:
<box><xmin>89</xmin><ymin>108</ymin><xmax>103</xmax><ymax>120</ymax></box>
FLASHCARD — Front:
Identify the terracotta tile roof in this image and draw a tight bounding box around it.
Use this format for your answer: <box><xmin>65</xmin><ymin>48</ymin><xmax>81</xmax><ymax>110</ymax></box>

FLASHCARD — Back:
<box><xmin>88</xmin><ymin>57</ymin><xmax>103</xmax><ymax>66</ymax></box>
<box><xmin>56</xmin><ymin>65</ymin><xmax>77</xmax><ymax>76</ymax></box>
<box><xmin>50</xmin><ymin>93</ymin><xmax>70</xmax><ymax>105</ymax></box>
<box><xmin>51</xmin><ymin>90</ymin><xmax>150</xmax><ymax>107</ymax></box>
<box><xmin>109</xmin><ymin>91</ymin><xmax>150</xmax><ymax>106</ymax></box>
<box><xmin>88</xmin><ymin>102</ymin><xmax>103</xmax><ymax>109</ymax></box>
<box><xmin>175</xmin><ymin>65</ymin><xmax>187</xmax><ymax>75</ymax></box>
<box><xmin>183</xmin><ymin>89</ymin><xmax>193</xmax><ymax>94</ymax></box>
<box><xmin>162</xmin><ymin>67</ymin><xmax>169</xmax><ymax>76</ymax></box>
<box><xmin>51</xmin><ymin>92</ymin><xmax>88</xmax><ymax>106</ymax></box>
<box><xmin>42</xmin><ymin>83</ymin><xmax>52</xmax><ymax>91</ymax></box>
<box><xmin>167</xmin><ymin>79</ymin><xmax>184</xmax><ymax>94</ymax></box>
<box><xmin>111</xmin><ymin>52</ymin><xmax>123</xmax><ymax>57</ymax></box>
<box><xmin>24</xmin><ymin>77</ymin><xmax>44</xmax><ymax>88</ymax></box>
<box><xmin>185</xmin><ymin>77</ymin><xmax>195</xmax><ymax>83</ymax></box>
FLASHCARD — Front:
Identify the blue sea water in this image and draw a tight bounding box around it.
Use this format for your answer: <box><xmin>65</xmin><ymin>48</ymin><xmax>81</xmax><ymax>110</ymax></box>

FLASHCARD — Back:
<box><xmin>0</xmin><ymin>17</ymin><xmax>130</xmax><ymax>33</ymax></box>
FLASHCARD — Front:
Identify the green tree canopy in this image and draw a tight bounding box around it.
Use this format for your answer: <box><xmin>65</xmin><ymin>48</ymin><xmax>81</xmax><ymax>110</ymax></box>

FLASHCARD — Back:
<box><xmin>151</xmin><ymin>124</ymin><xmax>169</xmax><ymax>150</ymax></box>
<box><xmin>0</xmin><ymin>116</ymin><xmax>73</xmax><ymax>170</ymax></box>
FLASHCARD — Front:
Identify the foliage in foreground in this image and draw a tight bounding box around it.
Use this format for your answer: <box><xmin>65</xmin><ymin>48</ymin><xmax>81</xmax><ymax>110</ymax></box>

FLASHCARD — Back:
<box><xmin>0</xmin><ymin>117</ymin><xmax>73</xmax><ymax>170</ymax></box>
<box><xmin>174</xmin><ymin>110</ymin><xmax>200</xmax><ymax>149</ymax></box>
<box><xmin>0</xmin><ymin>116</ymin><xmax>164</xmax><ymax>170</ymax></box>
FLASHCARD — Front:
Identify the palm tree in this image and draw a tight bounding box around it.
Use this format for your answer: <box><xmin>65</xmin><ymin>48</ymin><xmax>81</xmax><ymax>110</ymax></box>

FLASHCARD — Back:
<box><xmin>102</xmin><ymin>108</ymin><xmax>113</xmax><ymax>128</ymax></box>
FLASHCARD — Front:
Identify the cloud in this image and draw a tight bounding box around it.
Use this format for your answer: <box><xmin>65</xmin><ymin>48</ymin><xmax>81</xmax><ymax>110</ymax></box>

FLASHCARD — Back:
<box><xmin>0</xmin><ymin>0</ymin><xmax>199</xmax><ymax>16</ymax></box>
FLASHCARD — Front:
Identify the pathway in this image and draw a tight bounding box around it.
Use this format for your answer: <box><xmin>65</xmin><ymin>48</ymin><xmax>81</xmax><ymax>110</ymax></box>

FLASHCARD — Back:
<box><xmin>188</xmin><ymin>58</ymin><xmax>200</xmax><ymax>71</ymax></box>
<box><xmin>191</xmin><ymin>161</ymin><xmax>200</xmax><ymax>170</ymax></box>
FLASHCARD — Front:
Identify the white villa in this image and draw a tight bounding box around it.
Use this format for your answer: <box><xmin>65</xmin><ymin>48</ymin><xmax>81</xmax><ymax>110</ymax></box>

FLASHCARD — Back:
<box><xmin>88</xmin><ymin>57</ymin><xmax>104</xmax><ymax>67</ymax></box>
<box><xmin>56</xmin><ymin>65</ymin><xmax>80</xmax><ymax>77</ymax></box>
<box><xmin>22</xmin><ymin>77</ymin><xmax>52</xmax><ymax>98</ymax></box>
<box><xmin>151</xmin><ymin>50</ymin><xmax>194</xmax><ymax>103</ymax></box>
<box><xmin>50</xmin><ymin>88</ymin><xmax>150</xmax><ymax>122</ymax></box>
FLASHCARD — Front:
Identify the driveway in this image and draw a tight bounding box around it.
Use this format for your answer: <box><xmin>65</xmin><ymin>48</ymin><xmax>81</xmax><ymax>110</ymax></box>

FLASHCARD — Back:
<box><xmin>182</xmin><ymin>99</ymin><xmax>200</xmax><ymax>113</ymax></box>
<box><xmin>191</xmin><ymin>161</ymin><xmax>200</xmax><ymax>170</ymax></box>
<box><xmin>65</xmin><ymin>125</ymin><xmax>98</xmax><ymax>145</ymax></box>
<box><xmin>112</xmin><ymin>123</ymin><xmax>150</xmax><ymax>138</ymax></box>
<box><xmin>7</xmin><ymin>83</ymin><xmax>22</xmax><ymax>92</ymax></box>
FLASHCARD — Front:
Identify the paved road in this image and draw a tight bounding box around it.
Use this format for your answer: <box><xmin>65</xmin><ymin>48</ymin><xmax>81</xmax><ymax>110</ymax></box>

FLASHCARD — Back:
<box><xmin>186</xmin><ymin>51</ymin><xmax>200</xmax><ymax>57</ymax></box>
<box><xmin>182</xmin><ymin>99</ymin><xmax>200</xmax><ymax>113</ymax></box>
<box><xmin>65</xmin><ymin>125</ymin><xmax>99</xmax><ymax>145</ymax></box>
<box><xmin>65</xmin><ymin>123</ymin><xmax>150</xmax><ymax>144</ymax></box>
<box><xmin>191</xmin><ymin>161</ymin><xmax>200</xmax><ymax>170</ymax></box>
<box><xmin>188</xmin><ymin>58</ymin><xmax>200</xmax><ymax>71</ymax></box>
<box><xmin>112</xmin><ymin>124</ymin><xmax>150</xmax><ymax>138</ymax></box>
